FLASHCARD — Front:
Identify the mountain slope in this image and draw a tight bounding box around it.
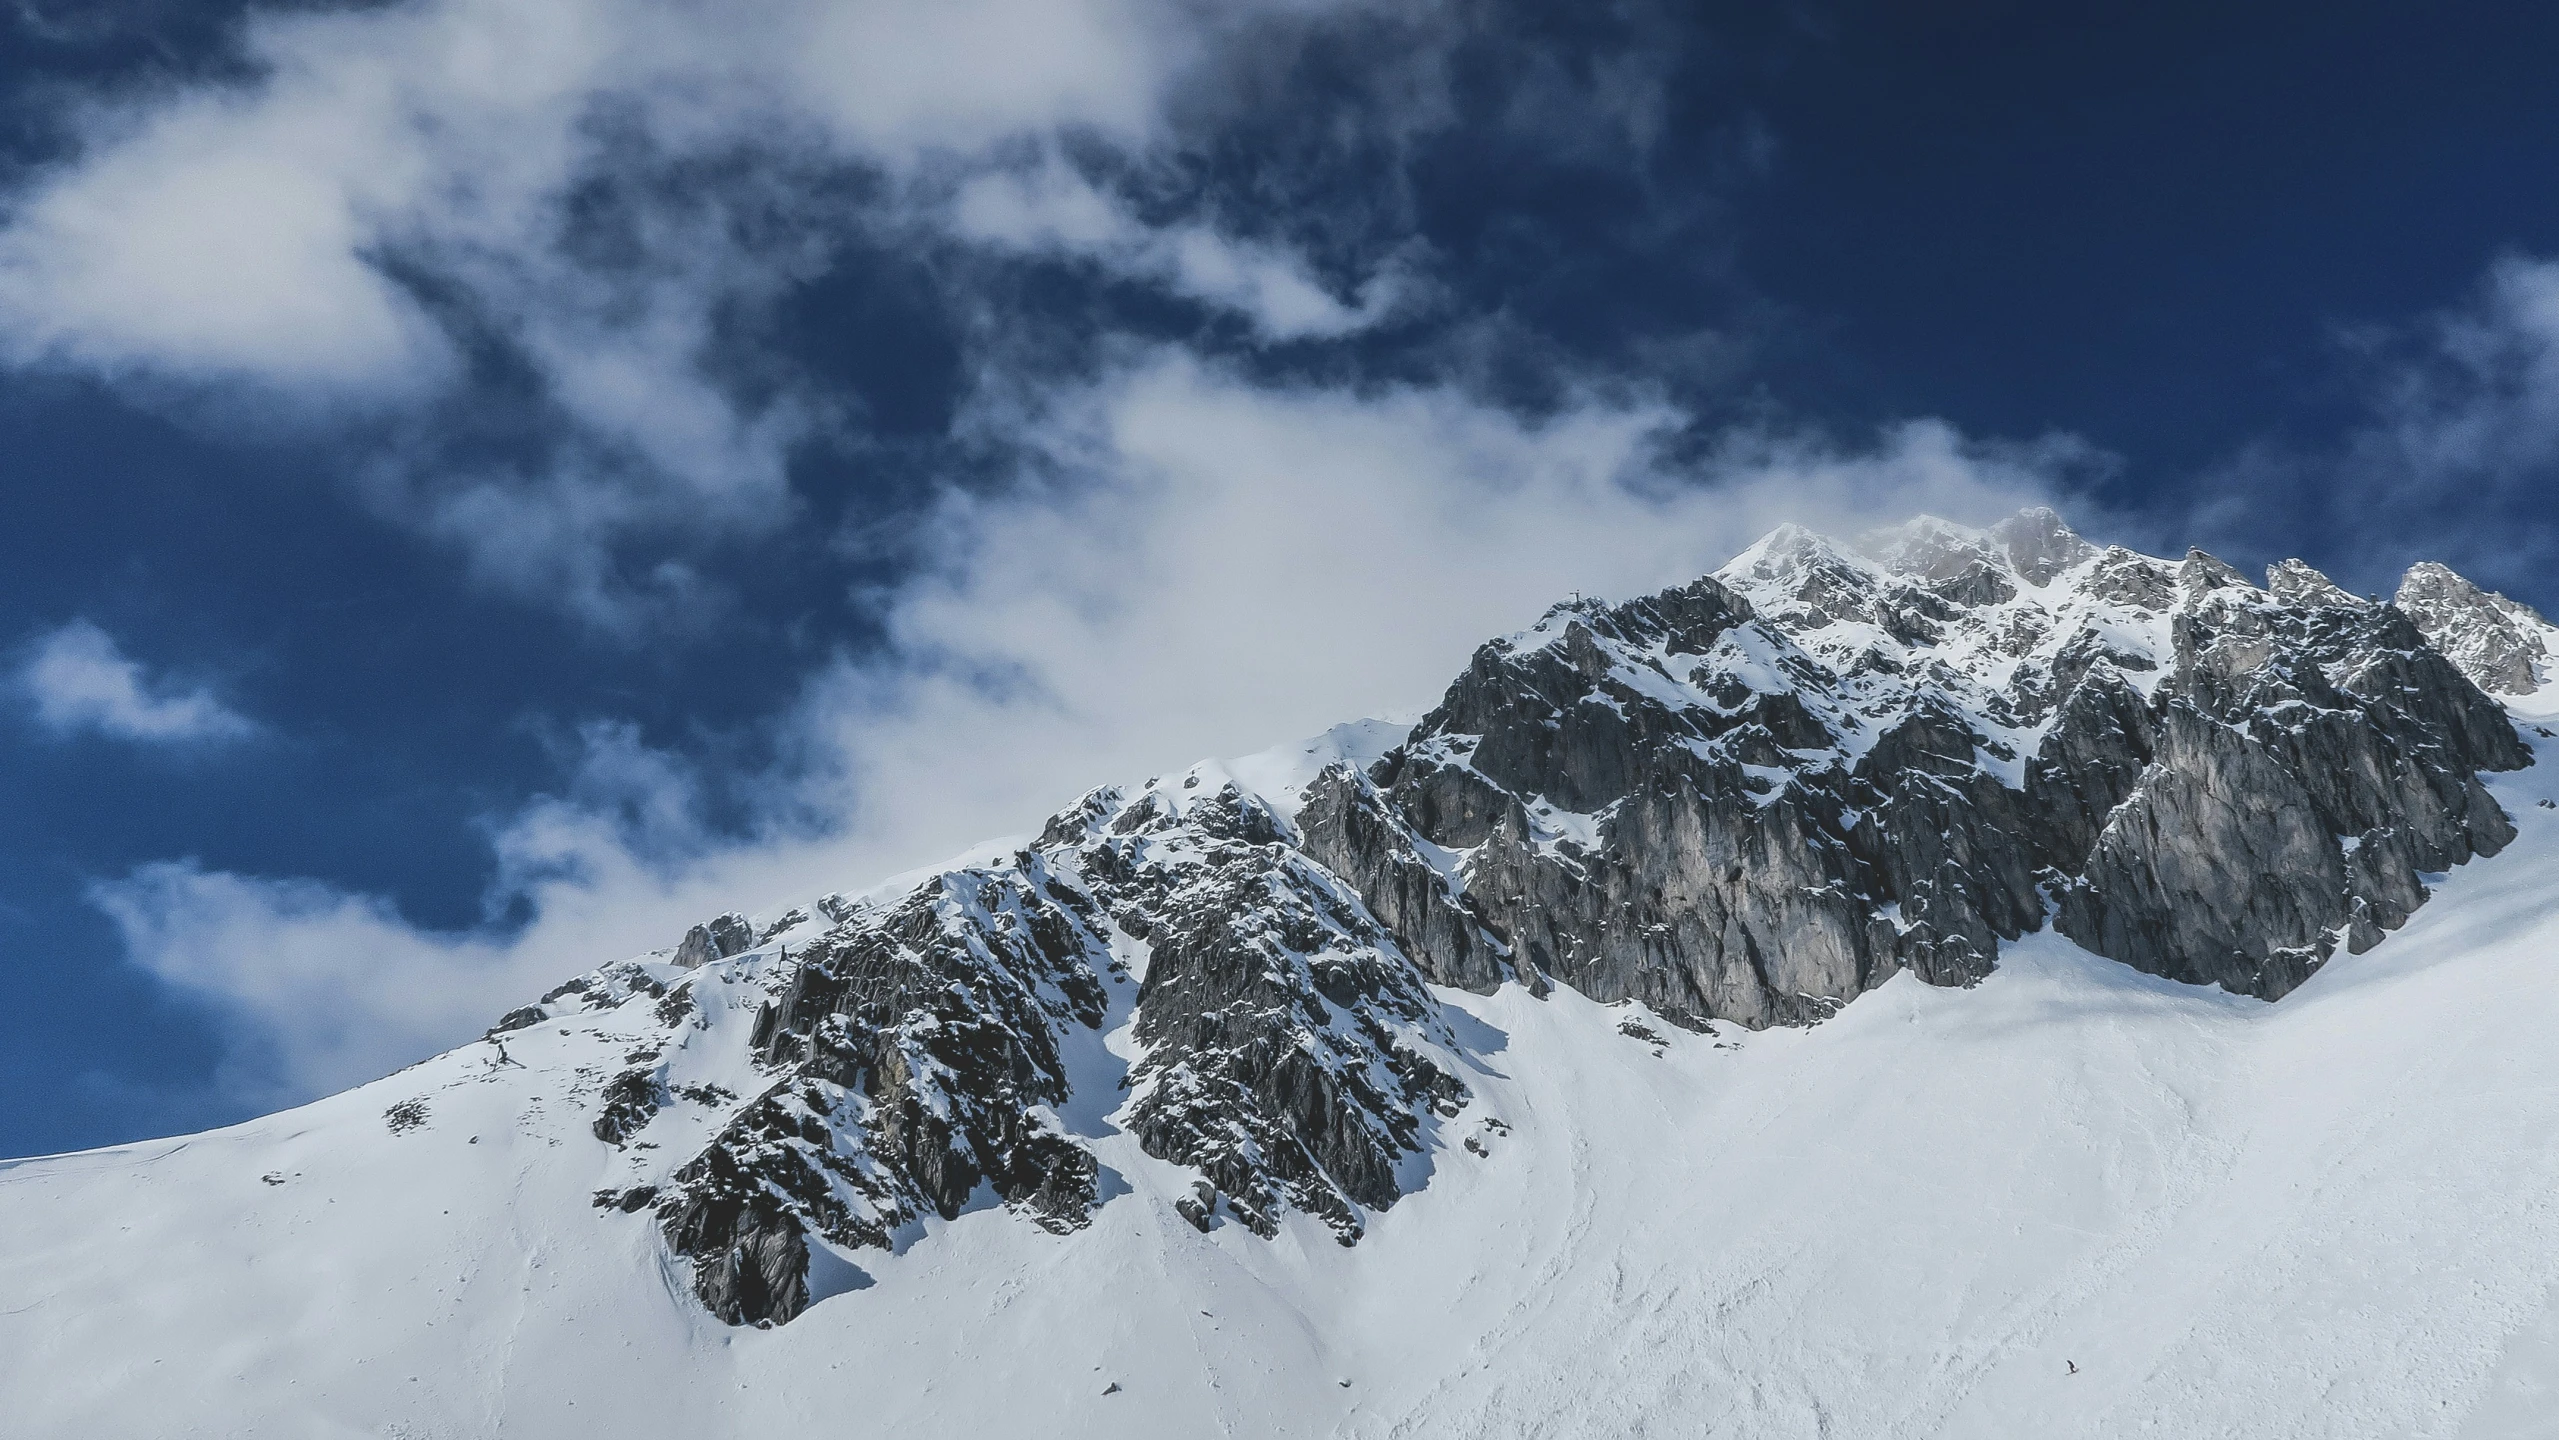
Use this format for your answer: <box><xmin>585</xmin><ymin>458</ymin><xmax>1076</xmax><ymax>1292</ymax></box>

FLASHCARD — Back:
<box><xmin>9</xmin><ymin>511</ymin><xmax>2559</xmax><ymax>1439</ymax></box>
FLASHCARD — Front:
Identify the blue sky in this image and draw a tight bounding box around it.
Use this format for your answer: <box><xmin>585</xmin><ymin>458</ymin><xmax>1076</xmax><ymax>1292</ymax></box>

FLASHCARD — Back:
<box><xmin>8</xmin><ymin>0</ymin><xmax>2559</xmax><ymax>1156</ymax></box>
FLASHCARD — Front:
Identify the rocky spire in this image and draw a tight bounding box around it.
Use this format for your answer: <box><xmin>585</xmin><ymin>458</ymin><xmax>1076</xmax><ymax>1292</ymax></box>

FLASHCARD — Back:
<box><xmin>2264</xmin><ymin>558</ymin><xmax>2362</xmax><ymax>609</ymax></box>
<box><xmin>1991</xmin><ymin>506</ymin><xmax>2098</xmax><ymax>584</ymax></box>
<box><xmin>2396</xmin><ymin>561</ymin><xmax>2552</xmax><ymax>696</ymax></box>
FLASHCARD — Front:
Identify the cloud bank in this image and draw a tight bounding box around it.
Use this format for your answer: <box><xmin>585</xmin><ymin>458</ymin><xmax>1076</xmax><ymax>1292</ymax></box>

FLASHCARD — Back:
<box><xmin>0</xmin><ymin>0</ymin><xmax>1419</xmax><ymax>630</ymax></box>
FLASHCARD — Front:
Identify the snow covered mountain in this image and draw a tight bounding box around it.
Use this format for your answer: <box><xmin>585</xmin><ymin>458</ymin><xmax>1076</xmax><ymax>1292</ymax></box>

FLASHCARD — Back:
<box><xmin>12</xmin><ymin>509</ymin><xmax>2559</xmax><ymax>1439</ymax></box>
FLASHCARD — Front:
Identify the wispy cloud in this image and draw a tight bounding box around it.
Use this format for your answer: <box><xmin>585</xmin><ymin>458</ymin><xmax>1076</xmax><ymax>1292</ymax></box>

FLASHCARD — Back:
<box><xmin>17</xmin><ymin>620</ymin><xmax>256</xmax><ymax>745</ymax></box>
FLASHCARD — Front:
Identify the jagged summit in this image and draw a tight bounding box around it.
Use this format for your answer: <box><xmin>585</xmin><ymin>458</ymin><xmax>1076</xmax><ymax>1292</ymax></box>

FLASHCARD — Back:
<box><xmin>2397</xmin><ymin>559</ymin><xmax>2557</xmax><ymax>695</ymax></box>
<box><xmin>1847</xmin><ymin>507</ymin><xmax>2095</xmax><ymax>588</ymax></box>
<box><xmin>476</xmin><ymin>506</ymin><xmax>2537</xmax><ymax>1328</ymax></box>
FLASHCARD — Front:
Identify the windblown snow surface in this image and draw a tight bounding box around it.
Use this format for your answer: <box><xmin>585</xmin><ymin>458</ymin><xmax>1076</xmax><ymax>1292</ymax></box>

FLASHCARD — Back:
<box><xmin>9</xmin><ymin>696</ymin><xmax>2559</xmax><ymax>1438</ymax></box>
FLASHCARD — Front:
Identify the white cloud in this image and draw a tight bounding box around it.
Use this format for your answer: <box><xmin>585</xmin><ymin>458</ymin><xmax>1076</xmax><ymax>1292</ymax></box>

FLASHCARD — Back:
<box><xmin>91</xmin><ymin>863</ymin><xmax>515</xmax><ymax>1107</ymax></box>
<box><xmin>18</xmin><ymin>621</ymin><xmax>256</xmax><ymax>745</ymax></box>
<box><xmin>2378</xmin><ymin>255</ymin><xmax>2559</xmax><ymax>476</ymax></box>
<box><xmin>2345</xmin><ymin>255</ymin><xmax>2559</xmax><ymax>586</ymax></box>
<box><xmin>90</xmin><ymin>719</ymin><xmax>732</xmax><ymax>1106</ymax></box>
<box><xmin>772</xmin><ymin>0</ymin><xmax>1180</xmax><ymax>153</ymax></box>
<box><xmin>0</xmin><ymin>0</ymin><xmax>1230</xmax><ymax>387</ymax></box>
<box><xmin>96</xmin><ymin>357</ymin><xmax>2096</xmax><ymax>1107</ymax></box>
<box><xmin>0</xmin><ymin>0</ymin><xmax>1415</xmax><ymax>627</ymax></box>
<box><xmin>838</xmin><ymin>356</ymin><xmax>2065</xmax><ymax>831</ymax></box>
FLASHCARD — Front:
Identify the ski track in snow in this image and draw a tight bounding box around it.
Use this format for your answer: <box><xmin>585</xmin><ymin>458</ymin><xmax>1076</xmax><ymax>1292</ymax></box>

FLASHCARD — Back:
<box><xmin>10</xmin><ymin>715</ymin><xmax>2559</xmax><ymax>1434</ymax></box>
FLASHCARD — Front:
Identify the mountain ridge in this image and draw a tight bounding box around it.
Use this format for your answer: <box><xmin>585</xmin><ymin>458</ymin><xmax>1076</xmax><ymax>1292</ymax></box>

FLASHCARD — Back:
<box><xmin>539</xmin><ymin>507</ymin><xmax>2547</xmax><ymax>1326</ymax></box>
<box><xmin>10</xmin><ymin>508</ymin><xmax>2559</xmax><ymax>1439</ymax></box>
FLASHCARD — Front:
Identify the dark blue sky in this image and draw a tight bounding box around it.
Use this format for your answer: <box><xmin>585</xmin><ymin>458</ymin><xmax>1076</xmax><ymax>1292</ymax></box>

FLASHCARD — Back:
<box><xmin>8</xmin><ymin>0</ymin><xmax>2559</xmax><ymax>1156</ymax></box>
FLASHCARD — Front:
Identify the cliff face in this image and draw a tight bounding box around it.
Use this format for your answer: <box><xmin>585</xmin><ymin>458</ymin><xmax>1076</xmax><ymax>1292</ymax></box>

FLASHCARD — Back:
<box><xmin>1317</xmin><ymin>511</ymin><xmax>2522</xmax><ymax>1017</ymax></box>
<box><xmin>630</xmin><ymin>761</ymin><xmax>1472</xmax><ymax>1324</ymax></box>
<box><xmin>550</xmin><ymin>510</ymin><xmax>2535</xmax><ymax>1324</ymax></box>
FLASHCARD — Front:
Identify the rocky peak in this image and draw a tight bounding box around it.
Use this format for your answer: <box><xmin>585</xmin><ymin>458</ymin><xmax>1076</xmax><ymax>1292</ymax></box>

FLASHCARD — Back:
<box><xmin>1991</xmin><ymin>506</ymin><xmax>2099</xmax><ymax>584</ymax></box>
<box><xmin>1848</xmin><ymin>507</ymin><xmax>2099</xmax><ymax>593</ymax></box>
<box><xmin>1717</xmin><ymin>524</ymin><xmax>1887</xmax><ymax>628</ymax></box>
<box><xmin>612</xmin><ymin>758</ymin><xmax>1475</xmax><ymax>1326</ymax></box>
<box><xmin>2176</xmin><ymin>547</ymin><xmax>2253</xmax><ymax>598</ymax></box>
<box><xmin>550</xmin><ymin>507</ymin><xmax>2534</xmax><ymax>1331</ymax></box>
<box><xmin>1856</xmin><ymin>514</ymin><xmax>2009</xmax><ymax>584</ymax></box>
<box><xmin>1323</xmin><ymin>509</ymin><xmax>2517</xmax><ymax>1026</ymax></box>
<box><xmin>672</xmin><ymin>912</ymin><xmax>755</xmax><ymax>969</ymax></box>
<box><xmin>2396</xmin><ymin>561</ymin><xmax>2553</xmax><ymax>696</ymax></box>
<box><xmin>2264</xmin><ymin>558</ymin><xmax>2363</xmax><ymax>609</ymax></box>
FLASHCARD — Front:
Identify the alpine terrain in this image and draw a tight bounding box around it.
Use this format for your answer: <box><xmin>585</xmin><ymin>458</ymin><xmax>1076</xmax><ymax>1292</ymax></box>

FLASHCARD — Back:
<box><xmin>10</xmin><ymin>509</ymin><xmax>2559</xmax><ymax>1439</ymax></box>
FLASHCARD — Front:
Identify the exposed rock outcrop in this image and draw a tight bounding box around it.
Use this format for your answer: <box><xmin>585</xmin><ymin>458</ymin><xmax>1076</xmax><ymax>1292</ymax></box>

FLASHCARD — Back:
<box><xmin>642</xmin><ymin>774</ymin><xmax>1466</xmax><ymax>1321</ymax></box>
<box><xmin>653</xmin><ymin>862</ymin><xmax>1110</xmax><ymax>1323</ymax></box>
<box><xmin>672</xmin><ymin>912</ymin><xmax>756</xmax><ymax>969</ymax></box>
<box><xmin>2396</xmin><ymin>561</ymin><xmax>2553</xmax><ymax>696</ymax></box>
<box><xmin>1054</xmin><ymin>778</ymin><xmax>1467</xmax><ymax>1243</ymax></box>
<box><xmin>1306</xmin><ymin>513</ymin><xmax>2527</xmax><ymax>1010</ymax></box>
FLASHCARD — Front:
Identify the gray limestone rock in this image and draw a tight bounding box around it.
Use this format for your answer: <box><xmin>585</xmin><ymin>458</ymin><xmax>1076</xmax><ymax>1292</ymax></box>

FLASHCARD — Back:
<box><xmin>2021</xmin><ymin>663</ymin><xmax>2157</xmax><ymax>868</ymax></box>
<box><xmin>2264</xmin><ymin>558</ymin><xmax>2361</xmax><ymax>609</ymax></box>
<box><xmin>658</xmin><ymin>1158</ymin><xmax>810</xmax><ymax>1326</ymax></box>
<box><xmin>1992</xmin><ymin>506</ymin><xmax>2099</xmax><ymax>584</ymax></box>
<box><xmin>673</xmin><ymin>912</ymin><xmax>756</xmax><ymax>969</ymax></box>
<box><xmin>1464</xmin><ymin>779</ymin><xmax>1898</xmax><ymax>1027</ymax></box>
<box><xmin>591</xmin><ymin>1068</ymin><xmax>663</xmax><ymax>1146</ymax></box>
<box><xmin>2080</xmin><ymin>547</ymin><xmax>2177</xmax><ymax>610</ymax></box>
<box><xmin>650</xmin><ymin>862</ymin><xmax>1113</xmax><ymax>1325</ymax></box>
<box><xmin>1314</xmin><ymin>517</ymin><xmax>2528</xmax><ymax>1014</ymax></box>
<box><xmin>2046</xmin><ymin>547</ymin><xmax>2526</xmax><ymax>995</ymax></box>
<box><xmin>2056</xmin><ymin>705</ymin><xmax>2350</xmax><ymax>998</ymax></box>
<box><xmin>1095</xmin><ymin>781</ymin><xmax>1467</xmax><ymax>1243</ymax></box>
<box><xmin>642</xmin><ymin>772</ymin><xmax>1469</xmax><ymax>1323</ymax></box>
<box><xmin>2396</xmin><ymin>561</ymin><xmax>2550</xmax><ymax>696</ymax></box>
<box><xmin>1295</xmin><ymin>765</ymin><xmax>1512</xmax><ymax>993</ymax></box>
<box><xmin>483</xmin><ymin>1005</ymin><xmax>545</xmax><ymax>1040</ymax></box>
